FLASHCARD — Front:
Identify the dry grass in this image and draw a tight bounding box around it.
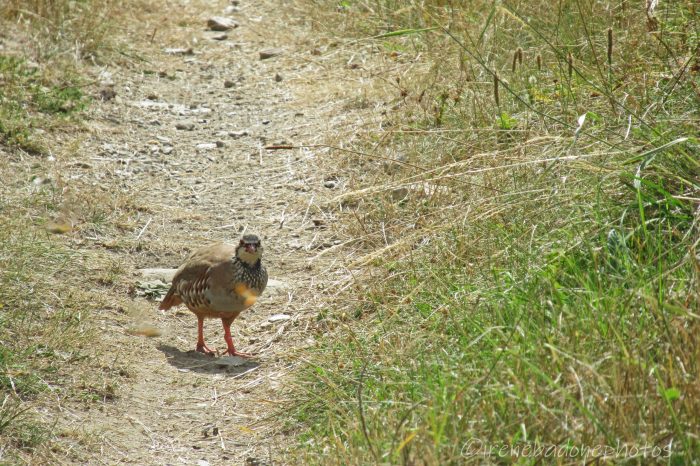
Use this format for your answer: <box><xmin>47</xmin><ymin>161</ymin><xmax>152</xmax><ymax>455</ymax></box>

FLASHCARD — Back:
<box><xmin>0</xmin><ymin>1</ymin><xmax>146</xmax><ymax>462</ymax></box>
<box><xmin>0</xmin><ymin>148</ymin><xmax>139</xmax><ymax>462</ymax></box>
<box><xmin>1</xmin><ymin>0</ymin><xmax>129</xmax><ymax>62</ymax></box>
<box><xmin>289</xmin><ymin>0</ymin><xmax>700</xmax><ymax>463</ymax></box>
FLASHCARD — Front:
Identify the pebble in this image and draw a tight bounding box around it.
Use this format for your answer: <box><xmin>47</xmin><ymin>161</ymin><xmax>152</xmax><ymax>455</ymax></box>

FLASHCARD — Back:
<box><xmin>196</xmin><ymin>143</ymin><xmax>218</xmax><ymax>150</ymax></box>
<box><xmin>288</xmin><ymin>240</ymin><xmax>304</xmax><ymax>250</ymax></box>
<box><xmin>224</xmin><ymin>79</ymin><xmax>235</xmax><ymax>88</ymax></box>
<box><xmin>211</xmin><ymin>33</ymin><xmax>229</xmax><ymax>41</ymax></box>
<box><xmin>175</xmin><ymin>121</ymin><xmax>195</xmax><ymax>131</ymax></box>
<box><xmin>207</xmin><ymin>17</ymin><xmax>239</xmax><ymax>31</ymax></box>
<box><xmin>259</xmin><ymin>48</ymin><xmax>283</xmax><ymax>60</ymax></box>
<box><xmin>323</xmin><ymin>180</ymin><xmax>337</xmax><ymax>189</ymax></box>
<box><xmin>274</xmin><ymin>73</ymin><xmax>283</xmax><ymax>82</ymax></box>
<box><xmin>164</xmin><ymin>47</ymin><xmax>194</xmax><ymax>55</ymax></box>
<box><xmin>269</xmin><ymin>314</ymin><xmax>291</xmax><ymax>322</ymax></box>
<box><xmin>98</xmin><ymin>87</ymin><xmax>117</xmax><ymax>101</ymax></box>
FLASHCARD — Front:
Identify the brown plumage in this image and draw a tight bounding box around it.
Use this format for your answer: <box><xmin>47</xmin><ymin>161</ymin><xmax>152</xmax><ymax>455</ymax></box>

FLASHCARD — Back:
<box><xmin>159</xmin><ymin>234</ymin><xmax>268</xmax><ymax>357</ymax></box>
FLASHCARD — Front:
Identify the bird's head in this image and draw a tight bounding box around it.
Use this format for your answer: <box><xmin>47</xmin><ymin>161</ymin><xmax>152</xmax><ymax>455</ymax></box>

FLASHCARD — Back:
<box><xmin>236</xmin><ymin>234</ymin><xmax>263</xmax><ymax>266</ymax></box>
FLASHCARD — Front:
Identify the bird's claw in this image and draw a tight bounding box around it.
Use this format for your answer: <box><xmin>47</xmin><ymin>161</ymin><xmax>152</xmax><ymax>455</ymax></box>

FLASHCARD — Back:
<box><xmin>196</xmin><ymin>343</ymin><xmax>217</xmax><ymax>356</ymax></box>
<box><xmin>224</xmin><ymin>349</ymin><xmax>255</xmax><ymax>358</ymax></box>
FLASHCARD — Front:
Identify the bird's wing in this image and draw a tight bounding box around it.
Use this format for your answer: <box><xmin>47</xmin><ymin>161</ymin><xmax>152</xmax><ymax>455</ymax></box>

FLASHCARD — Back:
<box><xmin>158</xmin><ymin>243</ymin><xmax>236</xmax><ymax>310</ymax></box>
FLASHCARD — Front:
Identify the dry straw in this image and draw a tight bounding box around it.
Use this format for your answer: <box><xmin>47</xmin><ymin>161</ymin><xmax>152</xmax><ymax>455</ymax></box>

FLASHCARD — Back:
<box><xmin>494</xmin><ymin>72</ymin><xmax>500</xmax><ymax>106</ymax></box>
<box><xmin>512</xmin><ymin>47</ymin><xmax>523</xmax><ymax>72</ymax></box>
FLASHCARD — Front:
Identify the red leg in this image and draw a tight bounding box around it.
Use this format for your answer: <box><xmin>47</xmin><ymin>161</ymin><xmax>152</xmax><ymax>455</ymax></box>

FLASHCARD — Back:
<box><xmin>222</xmin><ymin>317</ymin><xmax>254</xmax><ymax>358</ymax></box>
<box><xmin>195</xmin><ymin>316</ymin><xmax>216</xmax><ymax>355</ymax></box>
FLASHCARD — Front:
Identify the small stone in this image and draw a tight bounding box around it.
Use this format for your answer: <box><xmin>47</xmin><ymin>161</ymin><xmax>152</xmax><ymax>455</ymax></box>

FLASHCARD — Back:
<box><xmin>164</xmin><ymin>47</ymin><xmax>194</xmax><ymax>55</ymax></box>
<box><xmin>215</xmin><ymin>141</ymin><xmax>225</xmax><ymax>148</ymax></box>
<box><xmin>196</xmin><ymin>143</ymin><xmax>218</xmax><ymax>150</ymax></box>
<box><xmin>245</xmin><ymin>457</ymin><xmax>268</xmax><ymax>466</ymax></box>
<box><xmin>269</xmin><ymin>314</ymin><xmax>291</xmax><ymax>322</ymax></box>
<box><xmin>262</xmin><ymin>120</ymin><xmax>271</xmax><ymax>125</ymax></box>
<box><xmin>323</xmin><ymin>180</ymin><xmax>337</xmax><ymax>189</ymax></box>
<box><xmin>267</xmin><ymin>279</ymin><xmax>287</xmax><ymax>289</ymax></box>
<box><xmin>176</xmin><ymin>121</ymin><xmax>195</xmax><ymax>131</ymax></box>
<box><xmin>259</xmin><ymin>48</ymin><xmax>283</xmax><ymax>60</ymax></box>
<box><xmin>162</xmin><ymin>146</ymin><xmax>173</xmax><ymax>155</ymax></box>
<box><xmin>207</xmin><ymin>17</ymin><xmax>239</xmax><ymax>31</ymax></box>
<box><xmin>288</xmin><ymin>240</ymin><xmax>304</xmax><ymax>250</ymax></box>
<box><xmin>224</xmin><ymin>79</ymin><xmax>235</xmax><ymax>88</ymax></box>
<box><xmin>390</xmin><ymin>187</ymin><xmax>409</xmax><ymax>201</ymax></box>
<box><xmin>98</xmin><ymin>87</ymin><xmax>117</xmax><ymax>101</ymax></box>
<box><xmin>274</xmin><ymin>73</ymin><xmax>283</xmax><ymax>82</ymax></box>
<box><xmin>211</xmin><ymin>33</ymin><xmax>229</xmax><ymax>41</ymax></box>
<box><xmin>229</xmin><ymin>131</ymin><xmax>248</xmax><ymax>138</ymax></box>
<box><xmin>217</xmin><ymin>356</ymin><xmax>247</xmax><ymax>367</ymax></box>
<box><xmin>223</xmin><ymin>5</ymin><xmax>239</xmax><ymax>14</ymax></box>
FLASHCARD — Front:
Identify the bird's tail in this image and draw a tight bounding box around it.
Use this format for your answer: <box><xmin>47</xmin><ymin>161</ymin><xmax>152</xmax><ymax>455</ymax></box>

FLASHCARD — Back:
<box><xmin>158</xmin><ymin>287</ymin><xmax>182</xmax><ymax>310</ymax></box>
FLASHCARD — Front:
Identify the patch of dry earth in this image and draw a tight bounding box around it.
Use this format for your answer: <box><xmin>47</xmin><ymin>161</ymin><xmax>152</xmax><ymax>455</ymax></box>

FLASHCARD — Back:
<box><xmin>49</xmin><ymin>1</ymin><xmax>386</xmax><ymax>463</ymax></box>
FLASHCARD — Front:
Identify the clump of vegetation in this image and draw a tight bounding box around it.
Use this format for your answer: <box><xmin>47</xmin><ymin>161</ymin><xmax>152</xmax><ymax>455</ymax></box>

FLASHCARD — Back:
<box><xmin>0</xmin><ymin>0</ymin><xmax>128</xmax><ymax>461</ymax></box>
<box><xmin>0</xmin><ymin>55</ymin><xmax>87</xmax><ymax>152</ymax></box>
<box><xmin>1</xmin><ymin>0</ymin><xmax>116</xmax><ymax>61</ymax></box>
<box><xmin>0</xmin><ymin>214</ymin><xmax>87</xmax><ymax>457</ymax></box>
<box><xmin>293</xmin><ymin>0</ymin><xmax>699</xmax><ymax>463</ymax></box>
<box><xmin>0</xmin><ymin>0</ymin><xmax>127</xmax><ymax>152</ymax></box>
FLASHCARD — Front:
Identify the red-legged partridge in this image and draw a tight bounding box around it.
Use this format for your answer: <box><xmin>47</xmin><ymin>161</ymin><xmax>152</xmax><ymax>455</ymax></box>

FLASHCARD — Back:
<box><xmin>159</xmin><ymin>234</ymin><xmax>268</xmax><ymax>357</ymax></box>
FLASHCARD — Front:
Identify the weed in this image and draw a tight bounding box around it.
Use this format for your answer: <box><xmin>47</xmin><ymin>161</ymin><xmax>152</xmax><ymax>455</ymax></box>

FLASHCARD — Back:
<box><xmin>0</xmin><ymin>54</ymin><xmax>87</xmax><ymax>152</ymax></box>
<box><xmin>294</xmin><ymin>0</ymin><xmax>699</xmax><ymax>463</ymax></box>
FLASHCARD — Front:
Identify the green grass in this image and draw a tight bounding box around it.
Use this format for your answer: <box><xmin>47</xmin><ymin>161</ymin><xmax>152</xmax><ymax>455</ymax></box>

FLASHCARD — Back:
<box><xmin>0</xmin><ymin>54</ymin><xmax>87</xmax><ymax>153</ymax></box>
<box><xmin>0</xmin><ymin>210</ymin><xmax>89</xmax><ymax>460</ymax></box>
<box><xmin>0</xmin><ymin>0</ymin><xmax>126</xmax><ymax>154</ymax></box>
<box><xmin>0</xmin><ymin>160</ymin><xmax>131</xmax><ymax>461</ymax></box>
<box><xmin>292</xmin><ymin>0</ymin><xmax>699</xmax><ymax>463</ymax></box>
<box><xmin>0</xmin><ymin>1</ymin><xmax>130</xmax><ymax>461</ymax></box>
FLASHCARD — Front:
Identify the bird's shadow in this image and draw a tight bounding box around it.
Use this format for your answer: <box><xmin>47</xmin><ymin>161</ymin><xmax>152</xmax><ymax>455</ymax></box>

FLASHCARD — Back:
<box><xmin>157</xmin><ymin>344</ymin><xmax>260</xmax><ymax>376</ymax></box>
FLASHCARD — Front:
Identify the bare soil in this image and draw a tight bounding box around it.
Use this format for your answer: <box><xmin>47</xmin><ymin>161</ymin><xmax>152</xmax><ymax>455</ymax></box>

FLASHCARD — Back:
<box><xmin>42</xmin><ymin>1</ymin><xmax>379</xmax><ymax>463</ymax></box>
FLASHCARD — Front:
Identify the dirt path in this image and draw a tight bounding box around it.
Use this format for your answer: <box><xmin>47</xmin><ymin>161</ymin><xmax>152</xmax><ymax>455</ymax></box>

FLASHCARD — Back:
<box><xmin>55</xmin><ymin>1</ymin><xmax>366</xmax><ymax>463</ymax></box>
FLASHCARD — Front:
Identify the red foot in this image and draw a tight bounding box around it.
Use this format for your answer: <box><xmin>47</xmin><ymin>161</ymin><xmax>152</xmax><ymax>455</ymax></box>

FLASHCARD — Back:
<box><xmin>224</xmin><ymin>349</ymin><xmax>255</xmax><ymax>358</ymax></box>
<box><xmin>196</xmin><ymin>343</ymin><xmax>216</xmax><ymax>356</ymax></box>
